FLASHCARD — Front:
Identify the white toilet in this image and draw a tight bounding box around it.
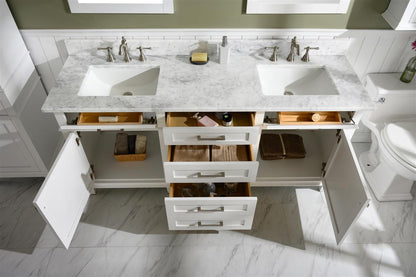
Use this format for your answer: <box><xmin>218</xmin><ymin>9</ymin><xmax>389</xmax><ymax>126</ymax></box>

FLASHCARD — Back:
<box><xmin>359</xmin><ymin>73</ymin><xmax>416</xmax><ymax>202</ymax></box>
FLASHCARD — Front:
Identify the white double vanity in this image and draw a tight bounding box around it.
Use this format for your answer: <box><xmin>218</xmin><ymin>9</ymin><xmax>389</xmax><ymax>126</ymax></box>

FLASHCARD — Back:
<box><xmin>33</xmin><ymin>41</ymin><xmax>376</xmax><ymax>249</ymax></box>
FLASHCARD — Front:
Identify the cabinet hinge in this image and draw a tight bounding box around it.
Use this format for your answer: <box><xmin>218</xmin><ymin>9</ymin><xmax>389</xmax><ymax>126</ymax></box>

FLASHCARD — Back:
<box><xmin>76</xmin><ymin>132</ymin><xmax>82</xmax><ymax>146</ymax></box>
<box><xmin>321</xmin><ymin>162</ymin><xmax>327</xmax><ymax>177</ymax></box>
<box><xmin>336</xmin><ymin>129</ymin><xmax>341</xmax><ymax>144</ymax></box>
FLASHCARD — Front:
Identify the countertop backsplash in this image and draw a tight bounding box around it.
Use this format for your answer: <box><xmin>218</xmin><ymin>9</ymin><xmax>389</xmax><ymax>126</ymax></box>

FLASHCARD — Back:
<box><xmin>64</xmin><ymin>37</ymin><xmax>351</xmax><ymax>58</ymax></box>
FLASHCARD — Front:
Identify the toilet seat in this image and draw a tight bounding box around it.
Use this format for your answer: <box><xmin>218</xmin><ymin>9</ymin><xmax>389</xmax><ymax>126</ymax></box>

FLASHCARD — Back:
<box><xmin>381</xmin><ymin>119</ymin><xmax>416</xmax><ymax>170</ymax></box>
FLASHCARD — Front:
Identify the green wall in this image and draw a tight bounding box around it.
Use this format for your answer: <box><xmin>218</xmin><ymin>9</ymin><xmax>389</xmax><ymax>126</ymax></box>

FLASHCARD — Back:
<box><xmin>6</xmin><ymin>0</ymin><xmax>391</xmax><ymax>29</ymax></box>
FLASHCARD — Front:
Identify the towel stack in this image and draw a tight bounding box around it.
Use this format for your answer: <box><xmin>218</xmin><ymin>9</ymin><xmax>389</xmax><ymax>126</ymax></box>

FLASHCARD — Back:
<box><xmin>260</xmin><ymin>133</ymin><xmax>306</xmax><ymax>160</ymax></box>
<box><xmin>173</xmin><ymin>145</ymin><xmax>210</xmax><ymax>162</ymax></box>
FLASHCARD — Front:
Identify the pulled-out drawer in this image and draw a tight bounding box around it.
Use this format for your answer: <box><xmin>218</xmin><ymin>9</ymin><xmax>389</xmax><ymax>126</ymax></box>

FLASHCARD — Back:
<box><xmin>163</xmin><ymin>145</ymin><xmax>259</xmax><ymax>183</ymax></box>
<box><xmin>165</xmin><ymin>183</ymin><xmax>257</xmax><ymax>230</ymax></box>
<box><xmin>163</xmin><ymin>112</ymin><xmax>260</xmax><ymax>145</ymax></box>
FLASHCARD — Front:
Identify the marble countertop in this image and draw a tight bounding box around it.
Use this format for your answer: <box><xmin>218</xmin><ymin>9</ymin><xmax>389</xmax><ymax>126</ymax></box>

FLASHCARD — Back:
<box><xmin>42</xmin><ymin>53</ymin><xmax>374</xmax><ymax>113</ymax></box>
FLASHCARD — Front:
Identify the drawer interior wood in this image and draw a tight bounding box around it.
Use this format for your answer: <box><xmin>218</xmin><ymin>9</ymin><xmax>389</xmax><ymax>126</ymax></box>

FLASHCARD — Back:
<box><xmin>78</xmin><ymin>112</ymin><xmax>143</xmax><ymax>125</ymax></box>
<box><xmin>168</xmin><ymin>145</ymin><xmax>253</xmax><ymax>162</ymax></box>
<box><xmin>169</xmin><ymin>183</ymin><xmax>252</xmax><ymax>197</ymax></box>
<box><xmin>166</xmin><ymin>112</ymin><xmax>255</xmax><ymax>127</ymax></box>
<box><xmin>278</xmin><ymin>112</ymin><xmax>341</xmax><ymax>125</ymax></box>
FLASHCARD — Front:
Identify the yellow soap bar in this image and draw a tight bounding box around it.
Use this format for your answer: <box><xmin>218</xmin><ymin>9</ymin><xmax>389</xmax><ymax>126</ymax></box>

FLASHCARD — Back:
<box><xmin>191</xmin><ymin>52</ymin><xmax>208</xmax><ymax>62</ymax></box>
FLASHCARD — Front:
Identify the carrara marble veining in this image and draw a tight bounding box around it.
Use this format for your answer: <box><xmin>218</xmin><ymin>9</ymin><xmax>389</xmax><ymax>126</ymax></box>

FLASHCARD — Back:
<box><xmin>42</xmin><ymin>39</ymin><xmax>373</xmax><ymax>113</ymax></box>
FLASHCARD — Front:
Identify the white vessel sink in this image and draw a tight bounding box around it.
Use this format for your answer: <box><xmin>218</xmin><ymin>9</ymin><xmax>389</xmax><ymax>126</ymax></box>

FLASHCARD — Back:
<box><xmin>256</xmin><ymin>64</ymin><xmax>339</xmax><ymax>96</ymax></box>
<box><xmin>78</xmin><ymin>65</ymin><xmax>160</xmax><ymax>96</ymax></box>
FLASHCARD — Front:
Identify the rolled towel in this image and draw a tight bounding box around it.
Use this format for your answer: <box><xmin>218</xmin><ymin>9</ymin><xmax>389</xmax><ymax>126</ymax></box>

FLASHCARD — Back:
<box><xmin>135</xmin><ymin>135</ymin><xmax>147</xmax><ymax>154</ymax></box>
<box><xmin>115</xmin><ymin>133</ymin><xmax>129</xmax><ymax>155</ymax></box>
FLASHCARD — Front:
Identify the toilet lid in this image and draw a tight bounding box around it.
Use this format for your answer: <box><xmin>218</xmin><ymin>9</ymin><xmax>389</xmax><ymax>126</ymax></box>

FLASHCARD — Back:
<box><xmin>382</xmin><ymin>120</ymin><xmax>416</xmax><ymax>168</ymax></box>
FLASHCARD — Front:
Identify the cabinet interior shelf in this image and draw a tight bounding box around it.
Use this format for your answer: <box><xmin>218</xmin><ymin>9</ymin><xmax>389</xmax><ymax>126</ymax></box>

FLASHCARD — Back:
<box><xmin>257</xmin><ymin>130</ymin><xmax>336</xmax><ymax>180</ymax></box>
<box><xmin>82</xmin><ymin>131</ymin><xmax>164</xmax><ymax>182</ymax></box>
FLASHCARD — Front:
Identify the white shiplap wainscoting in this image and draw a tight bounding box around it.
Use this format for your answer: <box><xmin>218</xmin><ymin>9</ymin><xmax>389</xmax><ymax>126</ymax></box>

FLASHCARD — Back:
<box><xmin>20</xmin><ymin>29</ymin><xmax>416</xmax><ymax>142</ymax></box>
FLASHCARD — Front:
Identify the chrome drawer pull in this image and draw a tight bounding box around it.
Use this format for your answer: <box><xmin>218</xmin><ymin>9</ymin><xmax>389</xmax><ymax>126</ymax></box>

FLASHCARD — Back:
<box><xmin>198</xmin><ymin>221</ymin><xmax>223</xmax><ymax>227</ymax></box>
<box><xmin>197</xmin><ymin>172</ymin><xmax>225</xmax><ymax>178</ymax></box>
<box><xmin>197</xmin><ymin>135</ymin><xmax>226</xmax><ymax>141</ymax></box>
<box><xmin>191</xmin><ymin>206</ymin><xmax>224</xmax><ymax>213</ymax></box>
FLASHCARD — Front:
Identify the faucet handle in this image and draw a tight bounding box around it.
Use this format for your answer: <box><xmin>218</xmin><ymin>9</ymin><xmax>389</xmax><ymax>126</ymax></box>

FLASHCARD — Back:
<box><xmin>264</xmin><ymin>46</ymin><xmax>279</xmax><ymax>62</ymax></box>
<box><xmin>301</xmin><ymin>46</ymin><xmax>319</xmax><ymax>62</ymax></box>
<box><xmin>137</xmin><ymin>46</ymin><xmax>152</xmax><ymax>62</ymax></box>
<box><xmin>97</xmin><ymin>47</ymin><xmax>115</xmax><ymax>62</ymax></box>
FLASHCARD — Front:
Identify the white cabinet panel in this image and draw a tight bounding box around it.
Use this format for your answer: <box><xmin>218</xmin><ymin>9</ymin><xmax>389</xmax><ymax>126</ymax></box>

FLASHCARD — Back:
<box><xmin>33</xmin><ymin>133</ymin><xmax>93</xmax><ymax>249</ymax></box>
<box><xmin>322</xmin><ymin>130</ymin><xmax>369</xmax><ymax>244</ymax></box>
<box><xmin>0</xmin><ymin>117</ymin><xmax>38</xmax><ymax>173</ymax></box>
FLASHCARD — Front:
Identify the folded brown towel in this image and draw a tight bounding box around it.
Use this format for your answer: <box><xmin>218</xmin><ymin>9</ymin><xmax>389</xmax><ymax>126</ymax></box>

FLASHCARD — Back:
<box><xmin>211</xmin><ymin>145</ymin><xmax>249</xmax><ymax>161</ymax></box>
<box><xmin>115</xmin><ymin>133</ymin><xmax>129</xmax><ymax>155</ymax></box>
<box><xmin>281</xmin><ymin>134</ymin><xmax>306</xmax><ymax>158</ymax></box>
<box><xmin>173</xmin><ymin>145</ymin><xmax>210</xmax><ymax>162</ymax></box>
<box><xmin>260</xmin><ymin>133</ymin><xmax>306</xmax><ymax>160</ymax></box>
<box><xmin>260</xmin><ymin>134</ymin><xmax>285</xmax><ymax>160</ymax></box>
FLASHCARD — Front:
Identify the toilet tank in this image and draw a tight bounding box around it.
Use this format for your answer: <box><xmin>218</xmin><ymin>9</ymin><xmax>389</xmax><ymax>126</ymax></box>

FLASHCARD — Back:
<box><xmin>365</xmin><ymin>73</ymin><xmax>416</xmax><ymax>124</ymax></box>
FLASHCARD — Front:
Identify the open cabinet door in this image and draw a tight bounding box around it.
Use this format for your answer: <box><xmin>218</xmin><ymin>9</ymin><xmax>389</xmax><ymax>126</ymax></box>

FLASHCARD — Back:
<box><xmin>33</xmin><ymin>132</ymin><xmax>93</xmax><ymax>249</ymax></box>
<box><xmin>322</xmin><ymin>130</ymin><xmax>369</xmax><ymax>244</ymax></box>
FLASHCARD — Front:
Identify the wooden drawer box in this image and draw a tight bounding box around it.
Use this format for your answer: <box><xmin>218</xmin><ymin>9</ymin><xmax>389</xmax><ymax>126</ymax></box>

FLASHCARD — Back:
<box><xmin>278</xmin><ymin>112</ymin><xmax>341</xmax><ymax>125</ymax></box>
<box><xmin>77</xmin><ymin>112</ymin><xmax>143</xmax><ymax>125</ymax></box>
<box><xmin>163</xmin><ymin>112</ymin><xmax>259</xmax><ymax>145</ymax></box>
<box><xmin>163</xmin><ymin>145</ymin><xmax>259</xmax><ymax>183</ymax></box>
<box><xmin>165</xmin><ymin>183</ymin><xmax>257</xmax><ymax>230</ymax></box>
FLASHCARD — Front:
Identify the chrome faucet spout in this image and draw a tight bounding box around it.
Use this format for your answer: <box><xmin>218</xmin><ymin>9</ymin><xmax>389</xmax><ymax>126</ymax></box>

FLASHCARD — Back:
<box><xmin>119</xmin><ymin>36</ymin><xmax>127</xmax><ymax>55</ymax></box>
<box><xmin>286</xmin><ymin>36</ymin><xmax>300</xmax><ymax>62</ymax></box>
<box><xmin>121</xmin><ymin>44</ymin><xmax>131</xmax><ymax>62</ymax></box>
<box><xmin>119</xmin><ymin>36</ymin><xmax>131</xmax><ymax>62</ymax></box>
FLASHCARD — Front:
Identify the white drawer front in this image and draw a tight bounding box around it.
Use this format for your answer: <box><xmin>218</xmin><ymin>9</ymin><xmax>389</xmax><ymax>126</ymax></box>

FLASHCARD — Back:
<box><xmin>165</xmin><ymin>197</ymin><xmax>257</xmax><ymax>230</ymax></box>
<box><xmin>163</xmin><ymin>126</ymin><xmax>260</xmax><ymax>145</ymax></box>
<box><xmin>163</xmin><ymin>161</ymin><xmax>259</xmax><ymax>183</ymax></box>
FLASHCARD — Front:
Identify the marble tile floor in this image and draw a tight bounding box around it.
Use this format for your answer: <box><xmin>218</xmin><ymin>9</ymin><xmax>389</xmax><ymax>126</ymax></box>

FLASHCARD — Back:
<box><xmin>0</xmin><ymin>143</ymin><xmax>416</xmax><ymax>277</ymax></box>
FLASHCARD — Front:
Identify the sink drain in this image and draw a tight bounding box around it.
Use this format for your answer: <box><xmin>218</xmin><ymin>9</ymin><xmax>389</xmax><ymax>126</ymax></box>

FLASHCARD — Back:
<box><xmin>284</xmin><ymin>91</ymin><xmax>294</xmax><ymax>96</ymax></box>
<box><xmin>122</xmin><ymin>91</ymin><xmax>133</xmax><ymax>96</ymax></box>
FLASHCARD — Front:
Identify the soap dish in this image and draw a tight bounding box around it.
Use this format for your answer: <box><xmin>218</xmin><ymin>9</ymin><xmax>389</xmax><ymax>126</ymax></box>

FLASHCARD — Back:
<box><xmin>190</xmin><ymin>57</ymin><xmax>209</xmax><ymax>65</ymax></box>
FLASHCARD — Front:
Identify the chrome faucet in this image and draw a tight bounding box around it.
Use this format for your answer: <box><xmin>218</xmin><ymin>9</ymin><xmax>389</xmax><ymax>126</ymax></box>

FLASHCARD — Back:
<box><xmin>119</xmin><ymin>36</ymin><xmax>131</xmax><ymax>62</ymax></box>
<box><xmin>286</xmin><ymin>36</ymin><xmax>300</xmax><ymax>62</ymax></box>
<box><xmin>301</xmin><ymin>46</ymin><xmax>319</xmax><ymax>62</ymax></box>
<box><xmin>137</xmin><ymin>46</ymin><xmax>152</xmax><ymax>62</ymax></box>
<box><xmin>97</xmin><ymin>46</ymin><xmax>115</xmax><ymax>62</ymax></box>
<box><xmin>264</xmin><ymin>46</ymin><xmax>279</xmax><ymax>62</ymax></box>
